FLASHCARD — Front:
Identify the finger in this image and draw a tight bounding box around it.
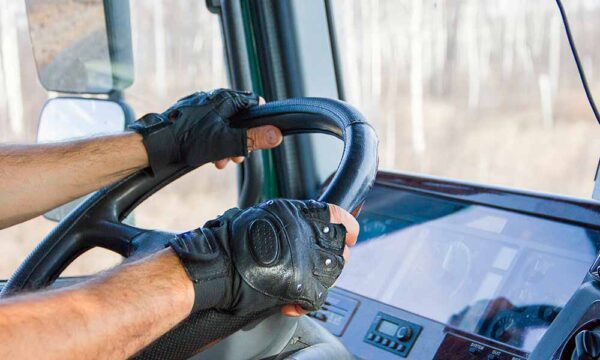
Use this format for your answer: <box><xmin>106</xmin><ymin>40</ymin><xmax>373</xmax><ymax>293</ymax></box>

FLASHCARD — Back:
<box><xmin>328</xmin><ymin>204</ymin><xmax>359</xmax><ymax>246</ymax></box>
<box><xmin>259</xmin><ymin>96</ymin><xmax>265</xmax><ymax>105</ymax></box>
<box><xmin>247</xmin><ymin>125</ymin><xmax>283</xmax><ymax>151</ymax></box>
<box><xmin>281</xmin><ymin>304</ymin><xmax>310</xmax><ymax>317</ymax></box>
<box><xmin>231</xmin><ymin>156</ymin><xmax>245</xmax><ymax>164</ymax></box>
<box><xmin>214</xmin><ymin>158</ymin><xmax>230</xmax><ymax>169</ymax></box>
<box><xmin>212</xmin><ymin>89</ymin><xmax>260</xmax><ymax>119</ymax></box>
<box><xmin>343</xmin><ymin>246</ymin><xmax>350</xmax><ymax>262</ymax></box>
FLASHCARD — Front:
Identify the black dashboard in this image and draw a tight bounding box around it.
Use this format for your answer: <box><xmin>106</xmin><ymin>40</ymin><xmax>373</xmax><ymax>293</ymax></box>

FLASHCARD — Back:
<box><xmin>309</xmin><ymin>172</ymin><xmax>600</xmax><ymax>359</ymax></box>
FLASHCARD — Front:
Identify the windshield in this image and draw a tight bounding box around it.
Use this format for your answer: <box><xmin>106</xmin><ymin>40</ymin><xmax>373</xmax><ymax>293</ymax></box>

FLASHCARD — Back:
<box><xmin>332</xmin><ymin>0</ymin><xmax>600</xmax><ymax>198</ymax></box>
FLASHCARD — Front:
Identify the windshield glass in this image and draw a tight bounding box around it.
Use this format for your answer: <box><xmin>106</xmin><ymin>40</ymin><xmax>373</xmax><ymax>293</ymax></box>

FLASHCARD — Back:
<box><xmin>333</xmin><ymin>0</ymin><xmax>600</xmax><ymax>198</ymax></box>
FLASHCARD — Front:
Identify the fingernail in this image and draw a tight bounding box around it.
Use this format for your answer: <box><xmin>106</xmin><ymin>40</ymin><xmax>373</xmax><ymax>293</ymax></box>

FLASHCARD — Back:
<box><xmin>267</xmin><ymin>129</ymin><xmax>278</xmax><ymax>145</ymax></box>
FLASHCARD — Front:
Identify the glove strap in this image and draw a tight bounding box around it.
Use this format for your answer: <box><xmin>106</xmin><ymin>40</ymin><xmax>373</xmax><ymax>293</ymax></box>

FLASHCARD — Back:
<box><xmin>169</xmin><ymin>228</ymin><xmax>231</xmax><ymax>312</ymax></box>
<box><xmin>128</xmin><ymin>113</ymin><xmax>178</xmax><ymax>174</ymax></box>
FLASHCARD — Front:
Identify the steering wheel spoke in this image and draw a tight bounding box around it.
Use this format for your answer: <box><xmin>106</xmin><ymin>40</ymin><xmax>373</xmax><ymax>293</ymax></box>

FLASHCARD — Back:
<box><xmin>82</xmin><ymin>220</ymin><xmax>146</xmax><ymax>257</ymax></box>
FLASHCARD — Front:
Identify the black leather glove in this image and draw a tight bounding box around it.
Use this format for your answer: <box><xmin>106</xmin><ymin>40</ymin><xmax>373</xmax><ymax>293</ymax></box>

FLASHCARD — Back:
<box><xmin>169</xmin><ymin>199</ymin><xmax>348</xmax><ymax>315</ymax></box>
<box><xmin>128</xmin><ymin>89</ymin><xmax>259</xmax><ymax>174</ymax></box>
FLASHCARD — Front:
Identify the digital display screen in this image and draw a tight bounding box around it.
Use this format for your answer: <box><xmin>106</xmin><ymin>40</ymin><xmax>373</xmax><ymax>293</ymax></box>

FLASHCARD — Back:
<box><xmin>377</xmin><ymin>320</ymin><xmax>399</xmax><ymax>336</ymax></box>
<box><xmin>337</xmin><ymin>188</ymin><xmax>600</xmax><ymax>353</ymax></box>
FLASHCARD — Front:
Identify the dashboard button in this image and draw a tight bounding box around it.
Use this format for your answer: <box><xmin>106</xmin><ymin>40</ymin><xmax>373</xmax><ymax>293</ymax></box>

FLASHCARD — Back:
<box><xmin>366</xmin><ymin>333</ymin><xmax>375</xmax><ymax>341</ymax></box>
<box><xmin>468</xmin><ymin>343</ymin><xmax>484</xmax><ymax>355</ymax></box>
<box><xmin>396</xmin><ymin>326</ymin><xmax>412</xmax><ymax>341</ymax></box>
<box><xmin>487</xmin><ymin>354</ymin><xmax>499</xmax><ymax>360</ymax></box>
<box><xmin>366</xmin><ymin>313</ymin><xmax>422</xmax><ymax>356</ymax></box>
<box><xmin>310</xmin><ymin>312</ymin><xmax>327</xmax><ymax>321</ymax></box>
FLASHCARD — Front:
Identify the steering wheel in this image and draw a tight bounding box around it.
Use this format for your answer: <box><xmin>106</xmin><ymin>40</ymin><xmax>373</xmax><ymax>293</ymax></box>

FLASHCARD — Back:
<box><xmin>1</xmin><ymin>98</ymin><xmax>378</xmax><ymax>359</ymax></box>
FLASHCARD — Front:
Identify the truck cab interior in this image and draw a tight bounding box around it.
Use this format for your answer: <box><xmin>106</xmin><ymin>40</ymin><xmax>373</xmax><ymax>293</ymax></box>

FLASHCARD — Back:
<box><xmin>0</xmin><ymin>0</ymin><xmax>600</xmax><ymax>359</ymax></box>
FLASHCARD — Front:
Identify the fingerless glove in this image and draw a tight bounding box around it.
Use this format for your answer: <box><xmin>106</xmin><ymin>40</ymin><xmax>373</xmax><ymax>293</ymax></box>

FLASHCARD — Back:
<box><xmin>128</xmin><ymin>89</ymin><xmax>259</xmax><ymax>174</ymax></box>
<box><xmin>170</xmin><ymin>199</ymin><xmax>347</xmax><ymax>316</ymax></box>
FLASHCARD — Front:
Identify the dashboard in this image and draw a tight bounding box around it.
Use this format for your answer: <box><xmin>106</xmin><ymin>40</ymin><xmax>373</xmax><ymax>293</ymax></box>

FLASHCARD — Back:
<box><xmin>309</xmin><ymin>172</ymin><xmax>600</xmax><ymax>359</ymax></box>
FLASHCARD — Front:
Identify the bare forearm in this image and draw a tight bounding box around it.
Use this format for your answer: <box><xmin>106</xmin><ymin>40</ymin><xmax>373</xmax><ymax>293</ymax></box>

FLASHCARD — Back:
<box><xmin>0</xmin><ymin>132</ymin><xmax>148</xmax><ymax>229</ymax></box>
<box><xmin>0</xmin><ymin>249</ymin><xmax>193</xmax><ymax>360</ymax></box>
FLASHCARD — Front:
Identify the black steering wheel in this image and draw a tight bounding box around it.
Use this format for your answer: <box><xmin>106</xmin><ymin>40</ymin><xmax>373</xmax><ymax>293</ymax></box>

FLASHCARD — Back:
<box><xmin>1</xmin><ymin>98</ymin><xmax>378</xmax><ymax>359</ymax></box>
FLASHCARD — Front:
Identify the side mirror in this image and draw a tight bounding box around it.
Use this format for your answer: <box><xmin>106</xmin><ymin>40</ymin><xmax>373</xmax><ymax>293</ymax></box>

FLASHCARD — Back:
<box><xmin>37</xmin><ymin>97</ymin><xmax>132</xmax><ymax>221</ymax></box>
<box><xmin>25</xmin><ymin>0</ymin><xmax>133</xmax><ymax>94</ymax></box>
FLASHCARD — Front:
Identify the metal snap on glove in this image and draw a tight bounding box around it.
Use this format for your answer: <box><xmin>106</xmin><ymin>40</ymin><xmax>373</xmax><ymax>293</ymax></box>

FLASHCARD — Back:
<box><xmin>128</xmin><ymin>89</ymin><xmax>259</xmax><ymax>174</ymax></box>
<box><xmin>169</xmin><ymin>199</ymin><xmax>348</xmax><ymax>315</ymax></box>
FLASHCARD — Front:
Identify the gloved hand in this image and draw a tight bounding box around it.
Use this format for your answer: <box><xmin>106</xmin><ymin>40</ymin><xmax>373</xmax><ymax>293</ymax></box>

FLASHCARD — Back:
<box><xmin>128</xmin><ymin>89</ymin><xmax>268</xmax><ymax>174</ymax></box>
<box><xmin>169</xmin><ymin>199</ymin><xmax>358</xmax><ymax>316</ymax></box>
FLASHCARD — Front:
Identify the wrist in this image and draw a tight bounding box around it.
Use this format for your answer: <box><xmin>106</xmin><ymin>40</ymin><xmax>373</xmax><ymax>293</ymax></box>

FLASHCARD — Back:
<box><xmin>82</xmin><ymin>248</ymin><xmax>195</xmax><ymax>318</ymax></box>
<box><xmin>125</xmin><ymin>131</ymin><xmax>150</xmax><ymax>169</ymax></box>
<box><xmin>156</xmin><ymin>248</ymin><xmax>196</xmax><ymax>315</ymax></box>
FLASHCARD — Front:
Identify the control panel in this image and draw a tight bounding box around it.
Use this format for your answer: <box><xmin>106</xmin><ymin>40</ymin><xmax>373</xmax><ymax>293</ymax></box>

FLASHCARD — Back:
<box><xmin>364</xmin><ymin>312</ymin><xmax>422</xmax><ymax>357</ymax></box>
<box><xmin>308</xmin><ymin>290</ymin><xmax>359</xmax><ymax>336</ymax></box>
<box><xmin>318</xmin><ymin>287</ymin><xmax>530</xmax><ymax>359</ymax></box>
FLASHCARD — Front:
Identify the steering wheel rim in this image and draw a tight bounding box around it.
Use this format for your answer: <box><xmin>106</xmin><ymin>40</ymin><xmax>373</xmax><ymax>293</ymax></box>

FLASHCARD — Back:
<box><xmin>1</xmin><ymin>97</ymin><xmax>378</xmax><ymax>360</ymax></box>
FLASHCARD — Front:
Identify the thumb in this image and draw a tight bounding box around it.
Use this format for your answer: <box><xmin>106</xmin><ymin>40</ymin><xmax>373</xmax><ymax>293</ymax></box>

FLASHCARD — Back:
<box><xmin>247</xmin><ymin>125</ymin><xmax>283</xmax><ymax>151</ymax></box>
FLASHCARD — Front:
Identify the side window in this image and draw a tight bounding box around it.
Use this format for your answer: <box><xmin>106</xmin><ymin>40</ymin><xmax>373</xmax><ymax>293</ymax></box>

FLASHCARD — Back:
<box><xmin>0</xmin><ymin>1</ymin><xmax>234</xmax><ymax>278</ymax></box>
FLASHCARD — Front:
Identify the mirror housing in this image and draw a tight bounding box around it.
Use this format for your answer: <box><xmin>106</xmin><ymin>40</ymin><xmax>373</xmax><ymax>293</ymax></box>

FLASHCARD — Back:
<box><xmin>37</xmin><ymin>97</ymin><xmax>132</xmax><ymax>221</ymax></box>
<box><xmin>25</xmin><ymin>0</ymin><xmax>134</xmax><ymax>94</ymax></box>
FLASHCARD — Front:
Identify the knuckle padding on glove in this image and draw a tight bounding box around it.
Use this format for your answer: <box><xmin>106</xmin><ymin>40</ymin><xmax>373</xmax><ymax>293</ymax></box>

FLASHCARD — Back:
<box><xmin>248</xmin><ymin>219</ymin><xmax>280</xmax><ymax>266</ymax></box>
<box><xmin>230</xmin><ymin>207</ymin><xmax>297</xmax><ymax>305</ymax></box>
<box><xmin>212</xmin><ymin>90</ymin><xmax>259</xmax><ymax>119</ymax></box>
<box><xmin>315</xmin><ymin>223</ymin><xmax>347</xmax><ymax>252</ymax></box>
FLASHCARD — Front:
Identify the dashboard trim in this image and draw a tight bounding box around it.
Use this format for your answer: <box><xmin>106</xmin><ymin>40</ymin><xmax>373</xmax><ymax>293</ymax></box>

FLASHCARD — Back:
<box><xmin>376</xmin><ymin>170</ymin><xmax>600</xmax><ymax>230</ymax></box>
<box><xmin>438</xmin><ymin>328</ymin><xmax>528</xmax><ymax>359</ymax></box>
